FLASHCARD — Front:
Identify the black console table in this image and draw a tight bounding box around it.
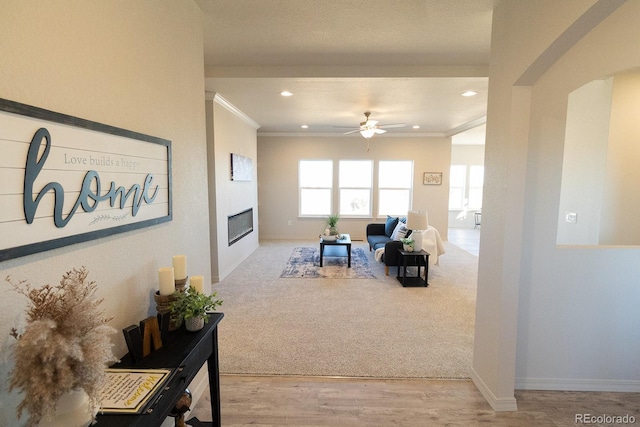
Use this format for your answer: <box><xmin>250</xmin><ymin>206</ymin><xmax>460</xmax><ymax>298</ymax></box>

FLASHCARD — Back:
<box><xmin>94</xmin><ymin>312</ymin><xmax>224</xmax><ymax>427</ymax></box>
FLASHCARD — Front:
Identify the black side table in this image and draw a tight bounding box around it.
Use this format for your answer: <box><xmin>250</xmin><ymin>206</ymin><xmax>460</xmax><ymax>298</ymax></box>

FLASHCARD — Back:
<box><xmin>396</xmin><ymin>249</ymin><xmax>429</xmax><ymax>287</ymax></box>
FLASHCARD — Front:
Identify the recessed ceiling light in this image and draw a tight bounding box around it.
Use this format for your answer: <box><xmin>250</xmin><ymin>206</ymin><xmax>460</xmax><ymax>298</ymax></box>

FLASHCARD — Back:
<box><xmin>462</xmin><ymin>90</ymin><xmax>477</xmax><ymax>97</ymax></box>
<box><xmin>412</xmin><ymin>125</ymin><xmax>420</xmax><ymax>129</ymax></box>
<box><xmin>301</xmin><ymin>125</ymin><xmax>309</xmax><ymax>129</ymax></box>
<box><xmin>280</xmin><ymin>91</ymin><xmax>293</xmax><ymax>97</ymax></box>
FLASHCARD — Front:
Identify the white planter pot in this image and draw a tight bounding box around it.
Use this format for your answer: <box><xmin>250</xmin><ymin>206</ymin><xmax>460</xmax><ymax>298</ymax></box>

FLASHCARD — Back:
<box><xmin>38</xmin><ymin>389</ymin><xmax>92</xmax><ymax>427</ymax></box>
<box><xmin>185</xmin><ymin>316</ymin><xmax>205</xmax><ymax>332</ymax></box>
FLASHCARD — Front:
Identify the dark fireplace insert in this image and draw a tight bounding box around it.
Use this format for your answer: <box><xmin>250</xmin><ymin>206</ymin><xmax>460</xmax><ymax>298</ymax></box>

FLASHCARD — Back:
<box><xmin>228</xmin><ymin>208</ymin><xmax>253</xmax><ymax>246</ymax></box>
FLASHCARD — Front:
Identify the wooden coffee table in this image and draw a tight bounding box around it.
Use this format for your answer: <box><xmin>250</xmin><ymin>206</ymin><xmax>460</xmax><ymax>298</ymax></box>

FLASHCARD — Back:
<box><xmin>319</xmin><ymin>233</ymin><xmax>352</xmax><ymax>268</ymax></box>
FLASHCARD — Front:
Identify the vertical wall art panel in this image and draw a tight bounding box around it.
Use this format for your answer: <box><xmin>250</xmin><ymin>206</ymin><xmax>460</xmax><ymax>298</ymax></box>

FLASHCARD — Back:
<box><xmin>0</xmin><ymin>98</ymin><xmax>172</xmax><ymax>261</ymax></box>
<box><xmin>230</xmin><ymin>153</ymin><xmax>252</xmax><ymax>181</ymax></box>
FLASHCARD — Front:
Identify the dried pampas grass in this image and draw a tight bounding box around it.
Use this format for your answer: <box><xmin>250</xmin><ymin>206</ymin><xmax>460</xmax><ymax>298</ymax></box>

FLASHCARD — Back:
<box><xmin>8</xmin><ymin>267</ymin><xmax>118</xmax><ymax>426</ymax></box>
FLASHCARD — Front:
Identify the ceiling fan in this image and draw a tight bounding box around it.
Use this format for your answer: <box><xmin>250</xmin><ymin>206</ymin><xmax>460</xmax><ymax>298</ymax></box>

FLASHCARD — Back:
<box><xmin>337</xmin><ymin>112</ymin><xmax>406</xmax><ymax>139</ymax></box>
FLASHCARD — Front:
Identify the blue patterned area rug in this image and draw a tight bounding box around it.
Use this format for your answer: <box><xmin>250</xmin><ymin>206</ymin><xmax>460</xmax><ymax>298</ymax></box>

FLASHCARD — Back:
<box><xmin>280</xmin><ymin>247</ymin><xmax>376</xmax><ymax>279</ymax></box>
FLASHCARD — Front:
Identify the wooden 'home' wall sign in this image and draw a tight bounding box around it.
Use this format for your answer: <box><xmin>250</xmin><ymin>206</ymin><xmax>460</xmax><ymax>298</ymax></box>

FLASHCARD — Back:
<box><xmin>0</xmin><ymin>98</ymin><xmax>172</xmax><ymax>261</ymax></box>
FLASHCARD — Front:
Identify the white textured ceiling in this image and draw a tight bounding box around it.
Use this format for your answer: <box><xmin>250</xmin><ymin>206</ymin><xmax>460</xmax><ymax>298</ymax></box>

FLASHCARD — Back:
<box><xmin>197</xmin><ymin>0</ymin><xmax>493</xmax><ymax>143</ymax></box>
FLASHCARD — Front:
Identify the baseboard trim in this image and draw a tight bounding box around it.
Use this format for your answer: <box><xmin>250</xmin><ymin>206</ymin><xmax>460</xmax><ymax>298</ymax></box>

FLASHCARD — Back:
<box><xmin>218</xmin><ymin>244</ymin><xmax>259</xmax><ymax>281</ymax></box>
<box><xmin>515</xmin><ymin>377</ymin><xmax>640</xmax><ymax>392</ymax></box>
<box><xmin>259</xmin><ymin>236</ymin><xmax>366</xmax><ymax>242</ymax></box>
<box><xmin>470</xmin><ymin>367</ymin><xmax>518</xmax><ymax>412</ymax></box>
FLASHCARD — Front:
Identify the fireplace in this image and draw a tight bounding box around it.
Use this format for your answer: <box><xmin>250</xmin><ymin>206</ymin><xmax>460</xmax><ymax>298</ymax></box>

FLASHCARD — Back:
<box><xmin>228</xmin><ymin>208</ymin><xmax>253</xmax><ymax>246</ymax></box>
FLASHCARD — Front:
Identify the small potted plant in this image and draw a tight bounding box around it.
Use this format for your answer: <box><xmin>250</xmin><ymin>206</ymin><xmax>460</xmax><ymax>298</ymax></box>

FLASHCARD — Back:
<box><xmin>170</xmin><ymin>288</ymin><xmax>223</xmax><ymax>332</ymax></box>
<box><xmin>400</xmin><ymin>237</ymin><xmax>415</xmax><ymax>252</ymax></box>
<box><xmin>324</xmin><ymin>213</ymin><xmax>340</xmax><ymax>236</ymax></box>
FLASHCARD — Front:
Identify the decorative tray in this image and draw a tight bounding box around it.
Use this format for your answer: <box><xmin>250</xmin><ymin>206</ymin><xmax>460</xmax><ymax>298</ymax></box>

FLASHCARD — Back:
<box><xmin>321</xmin><ymin>235</ymin><xmax>338</xmax><ymax>241</ymax></box>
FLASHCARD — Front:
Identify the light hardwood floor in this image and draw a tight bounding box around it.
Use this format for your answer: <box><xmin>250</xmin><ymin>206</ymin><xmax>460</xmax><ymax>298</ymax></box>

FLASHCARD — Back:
<box><xmin>190</xmin><ymin>375</ymin><xmax>639</xmax><ymax>426</ymax></box>
<box><xmin>447</xmin><ymin>227</ymin><xmax>480</xmax><ymax>256</ymax></box>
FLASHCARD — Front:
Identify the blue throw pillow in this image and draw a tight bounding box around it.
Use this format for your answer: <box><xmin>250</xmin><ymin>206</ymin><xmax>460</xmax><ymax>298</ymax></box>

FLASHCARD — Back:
<box><xmin>385</xmin><ymin>216</ymin><xmax>399</xmax><ymax>237</ymax></box>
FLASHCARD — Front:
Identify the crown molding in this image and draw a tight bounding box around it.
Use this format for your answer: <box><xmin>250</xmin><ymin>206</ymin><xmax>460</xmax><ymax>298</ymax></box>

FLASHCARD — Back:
<box><xmin>205</xmin><ymin>65</ymin><xmax>489</xmax><ymax>78</ymax></box>
<box><xmin>257</xmin><ymin>131</ymin><xmax>446</xmax><ymax>138</ymax></box>
<box><xmin>206</xmin><ymin>92</ymin><xmax>261</xmax><ymax>129</ymax></box>
<box><xmin>445</xmin><ymin>116</ymin><xmax>486</xmax><ymax>137</ymax></box>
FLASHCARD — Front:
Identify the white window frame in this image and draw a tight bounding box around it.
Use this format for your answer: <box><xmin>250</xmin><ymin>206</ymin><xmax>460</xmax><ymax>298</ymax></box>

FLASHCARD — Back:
<box><xmin>449</xmin><ymin>164</ymin><xmax>484</xmax><ymax>211</ymax></box>
<box><xmin>468</xmin><ymin>165</ymin><xmax>484</xmax><ymax>210</ymax></box>
<box><xmin>299</xmin><ymin>160</ymin><xmax>333</xmax><ymax>217</ymax></box>
<box><xmin>449</xmin><ymin>164</ymin><xmax>467</xmax><ymax>210</ymax></box>
<box><xmin>338</xmin><ymin>160</ymin><xmax>373</xmax><ymax>217</ymax></box>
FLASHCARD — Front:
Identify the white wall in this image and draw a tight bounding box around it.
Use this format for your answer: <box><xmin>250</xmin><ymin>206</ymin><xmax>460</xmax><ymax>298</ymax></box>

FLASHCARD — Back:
<box><xmin>257</xmin><ymin>135</ymin><xmax>451</xmax><ymax>241</ymax></box>
<box><xmin>451</xmin><ymin>144</ymin><xmax>486</xmax><ymax>166</ymax></box>
<box><xmin>558</xmin><ymin>72</ymin><xmax>640</xmax><ymax>246</ymax></box>
<box><xmin>473</xmin><ymin>0</ymin><xmax>640</xmax><ymax>412</ymax></box>
<box><xmin>599</xmin><ymin>72</ymin><xmax>640</xmax><ymax>244</ymax></box>
<box><xmin>206</xmin><ymin>96</ymin><xmax>260</xmax><ymax>281</ymax></box>
<box><xmin>0</xmin><ymin>2</ymin><xmax>210</xmax><ymax>425</ymax></box>
<box><xmin>557</xmin><ymin>78</ymin><xmax>612</xmax><ymax>245</ymax></box>
<box><xmin>515</xmin><ymin>0</ymin><xmax>640</xmax><ymax>388</ymax></box>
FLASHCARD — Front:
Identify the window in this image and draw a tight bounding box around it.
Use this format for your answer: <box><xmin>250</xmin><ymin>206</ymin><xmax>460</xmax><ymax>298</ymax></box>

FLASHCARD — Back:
<box><xmin>449</xmin><ymin>164</ymin><xmax>484</xmax><ymax>210</ymax></box>
<box><xmin>449</xmin><ymin>165</ymin><xmax>466</xmax><ymax>210</ymax></box>
<box><xmin>339</xmin><ymin>160</ymin><xmax>372</xmax><ymax>216</ymax></box>
<box><xmin>298</xmin><ymin>159</ymin><xmax>417</xmax><ymax>218</ymax></box>
<box><xmin>299</xmin><ymin>160</ymin><xmax>332</xmax><ymax>216</ymax></box>
<box><xmin>378</xmin><ymin>160</ymin><xmax>413</xmax><ymax>217</ymax></box>
<box><xmin>468</xmin><ymin>165</ymin><xmax>484</xmax><ymax>209</ymax></box>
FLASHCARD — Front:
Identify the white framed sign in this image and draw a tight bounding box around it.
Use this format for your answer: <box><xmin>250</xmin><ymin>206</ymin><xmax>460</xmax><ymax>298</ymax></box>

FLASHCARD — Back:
<box><xmin>0</xmin><ymin>98</ymin><xmax>172</xmax><ymax>261</ymax></box>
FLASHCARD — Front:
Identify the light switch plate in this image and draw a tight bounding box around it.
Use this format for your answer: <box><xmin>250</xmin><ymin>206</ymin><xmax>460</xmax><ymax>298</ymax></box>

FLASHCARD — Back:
<box><xmin>565</xmin><ymin>212</ymin><xmax>577</xmax><ymax>223</ymax></box>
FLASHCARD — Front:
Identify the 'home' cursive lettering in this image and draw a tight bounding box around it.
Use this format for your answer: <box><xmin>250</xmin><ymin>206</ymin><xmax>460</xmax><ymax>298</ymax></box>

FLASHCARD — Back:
<box><xmin>23</xmin><ymin>128</ymin><xmax>159</xmax><ymax>228</ymax></box>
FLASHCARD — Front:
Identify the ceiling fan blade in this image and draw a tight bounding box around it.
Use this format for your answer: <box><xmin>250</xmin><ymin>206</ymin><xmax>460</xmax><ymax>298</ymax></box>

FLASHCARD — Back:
<box><xmin>333</xmin><ymin>125</ymin><xmax>360</xmax><ymax>129</ymax></box>
<box><xmin>374</xmin><ymin>129</ymin><xmax>387</xmax><ymax>134</ymax></box>
<box><xmin>366</xmin><ymin>119</ymin><xmax>378</xmax><ymax>127</ymax></box>
<box><xmin>343</xmin><ymin>129</ymin><xmax>361</xmax><ymax>135</ymax></box>
<box><xmin>377</xmin><ymin>123</ymin><xmax>406</xmax><ymax>129</ymax></box>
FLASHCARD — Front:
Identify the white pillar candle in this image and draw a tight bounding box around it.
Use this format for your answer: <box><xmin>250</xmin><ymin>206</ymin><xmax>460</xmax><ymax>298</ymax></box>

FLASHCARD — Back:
<box><xmin>190</xmin><ymin>275</ymin><xmax>204</xmax><ymax>294</ymax></box>
<box><xmin>159</xmin><ymin>267</ymin><xmax>175</xmax><ymax>295</ymax></box>
<box><xmin>173</xmin><ymin>255</ymin><xmax>187</xmax><ymax>280</ymax></box>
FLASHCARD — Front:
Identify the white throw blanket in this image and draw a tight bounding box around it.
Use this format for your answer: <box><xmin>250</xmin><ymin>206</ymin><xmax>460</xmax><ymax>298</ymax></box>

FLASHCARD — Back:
<box><xmin>374</xmin><ymin>226</ymin><xmax>445</xmax><ymax>266</ymax></box>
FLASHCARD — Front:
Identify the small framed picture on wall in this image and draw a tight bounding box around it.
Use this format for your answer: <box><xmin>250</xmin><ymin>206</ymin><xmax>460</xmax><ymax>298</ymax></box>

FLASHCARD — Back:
<box><xmin>423</xmin><ymin>172</ymin><xmax>442</xmax><ymax>185</ymax></box>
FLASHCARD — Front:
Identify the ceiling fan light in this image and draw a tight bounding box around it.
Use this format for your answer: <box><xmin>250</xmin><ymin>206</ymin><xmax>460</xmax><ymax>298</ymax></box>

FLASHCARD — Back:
<box><xmin>360</xmin><ymin>128</ymin><xmax>376</xmax><ymax>138</ymax></box>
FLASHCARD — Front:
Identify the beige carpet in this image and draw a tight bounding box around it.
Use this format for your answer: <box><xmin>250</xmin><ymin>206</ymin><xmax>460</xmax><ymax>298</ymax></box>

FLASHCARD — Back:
<box><xmin>213</xmin><ymin>240</ymin><xmax>477</xmax><ymax>379</ymax></box>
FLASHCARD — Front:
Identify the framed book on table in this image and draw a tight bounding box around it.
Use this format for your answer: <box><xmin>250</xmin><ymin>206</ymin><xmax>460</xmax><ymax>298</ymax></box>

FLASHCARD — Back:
<box><xmin>99</xmin><ymin>368</ymin><xmax>175</xmax><ymax>415</ymax></box>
